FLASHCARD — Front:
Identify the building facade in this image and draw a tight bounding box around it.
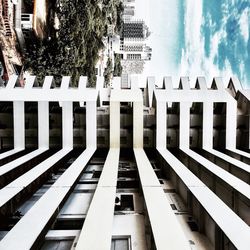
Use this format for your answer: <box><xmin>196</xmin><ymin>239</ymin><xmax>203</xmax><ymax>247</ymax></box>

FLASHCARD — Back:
<box><xmin>0</xmin><ymin>75</ymin><xmax>249</xmax><ymax>250</ymax></box>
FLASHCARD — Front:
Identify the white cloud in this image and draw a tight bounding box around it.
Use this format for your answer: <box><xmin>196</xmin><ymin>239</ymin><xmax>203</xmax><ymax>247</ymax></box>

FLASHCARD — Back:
<box><xmin>239</xmin><ymin>8</ymin><xmax>249</xmax><ymax>44</ymax></box>
<box><xmin>179</xmin><ymin>0</ymin><xmax>239</xmax><ymax>87</ymax></box>
<box><xmin>138</xmin><ymin>0</ymin><xmax>248</xmax><ymax>87</ymax></box>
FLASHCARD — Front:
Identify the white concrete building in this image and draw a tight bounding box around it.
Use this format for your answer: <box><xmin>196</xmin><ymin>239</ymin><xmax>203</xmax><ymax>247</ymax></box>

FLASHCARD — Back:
<box><xmin>21</xmin><ymin>14</ymin><xmax>33</xmax><ymax>30</ymax></box>
<box><xmin>0</xmin><ymin>75</ymin><xmax>249</xmax><ymax>250</ymax></box>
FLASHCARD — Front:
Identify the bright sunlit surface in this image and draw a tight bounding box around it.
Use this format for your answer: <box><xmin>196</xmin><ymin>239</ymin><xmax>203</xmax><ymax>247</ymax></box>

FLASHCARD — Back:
<box><xmin>135</xmin><ymin>0</ymin><xmax>250</xmax><ymax>88</ymax></box>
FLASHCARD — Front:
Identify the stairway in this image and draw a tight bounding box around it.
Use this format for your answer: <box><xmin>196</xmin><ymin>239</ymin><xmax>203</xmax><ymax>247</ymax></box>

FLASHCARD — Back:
<box><xmin>3</xmin><ymin>0</ymin><xmax>12</xmax><ymax>37</ymax></box>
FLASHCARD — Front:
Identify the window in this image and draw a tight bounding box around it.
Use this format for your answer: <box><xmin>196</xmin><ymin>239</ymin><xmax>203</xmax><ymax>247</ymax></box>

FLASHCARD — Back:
<box><xmin>117</xmin><ymin>180</ymin><xmax>139</xmax><ymax>189</ymax></box>
<box><xmin>118</xmin><ymin>170</ymin><xmax>137</xmax><ymax>178</ymax></box>
<box><xmin>115</xmin><ymin>195</ymin><xmax>134</xmax><ymax>211</ymax></box>
<box><xmin>92</xmin><ymin>171</ymin><xmax>101</xmax><ymax>178</ymax></box>
<box><xmin>187</xmin><ymin>220</ymin><xmax>199</xmax><ymax>231</ymax></box>
<box><xmin>111</xmin><ymin>236</ymin><xmax>131</xmax><ymax>250</ymax></box>
<box><xmin>170</xmin><ymin>204</ymin><xmax>177</xmax><ymax>210</ymax></box>
<box><xmin>40</xmin><ymin>240</ymin><xmax>74</xmax><ymax>250</ymax></box>
<box><xmin>159</xmin><ymin>179</ymin><xmax>164</xmax><ymax>184</ymax></box>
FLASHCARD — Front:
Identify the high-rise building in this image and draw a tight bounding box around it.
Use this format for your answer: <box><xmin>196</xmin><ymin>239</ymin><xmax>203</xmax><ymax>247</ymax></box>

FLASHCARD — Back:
<box><xmin>0</xmin><ymin>75</ymin><xmax>249</xmax><ymax>250</ymax></box>
<box><xmin>122</xmin><ymin>20</ymin><xmax>150</xmax><ymax>41</ymax></box>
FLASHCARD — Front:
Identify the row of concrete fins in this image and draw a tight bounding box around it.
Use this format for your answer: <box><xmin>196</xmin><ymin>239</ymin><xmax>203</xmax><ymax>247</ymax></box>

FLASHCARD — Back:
<box><xmin>2</xmin><ymin>75</ymin><xmax>244</xmax><ymax>109</ymax></box>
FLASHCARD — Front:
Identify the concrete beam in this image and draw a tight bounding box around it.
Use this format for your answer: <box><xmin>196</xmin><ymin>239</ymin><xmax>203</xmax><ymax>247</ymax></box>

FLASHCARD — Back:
<box><xmin>86</xmin><ymin>101</ymin><xmax>97</xmax><ymax>148</ymax></box>
<box><xmin>202</xmin><ymin>102</ymin><xmax>214</xmax><ymax>149</ymax></box>
<box><xmin>134</xmin><ymin>148</ymin><xmax>190</xmax><ymax>250</ymax></box>
<box><xmin>226</xmin><ymin>101</ymin><xmax>237</xmax><ymax>149</ymax></box>
<box><xmin>110</xmin><ymin>101</ymin><xmax>120</xmax><ymax>148</ymax></box>
<box><xmin>156</xmin><ymin>101</ymin><xmax>166</xmax><ymax>149</ymax></box>
<box><xmin>133</xmin><ymin>101</ymin><xmax>143</xmax><ymax>148</ymax></box>
<box><xmin>38</xmin><ymin>102</ymin><xmax>49</xmax><ymax>149</ymax></box>
<box><xmin>62</xmin><ymin>102</ymin><xmax>73</xmax><ymax>149</ymax></box>
<box><xmin>75</xmin><ymin>149</ymin><xmax>119</xmax><ymax>250</ymax></box>
<box><xmin>179</xmin><ymin>102</ymin><xmax>191</xmax><ymax>149</ymax></box>
<box><xmin>0</xmin><ymin>148</ymin><xmax>95</xmax><ymax>250</ymax></box>
<box><xmin>13</xmin><ymin>101</ymin><xmax>25</xmax><ymax>149</ymax></box>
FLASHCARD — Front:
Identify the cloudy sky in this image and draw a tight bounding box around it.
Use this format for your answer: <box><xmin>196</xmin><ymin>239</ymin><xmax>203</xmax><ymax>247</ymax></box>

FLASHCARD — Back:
<box><xmin>135</xmin><ymin>0</ymin><xmax>250</xmax><ymax>88</ymax></box>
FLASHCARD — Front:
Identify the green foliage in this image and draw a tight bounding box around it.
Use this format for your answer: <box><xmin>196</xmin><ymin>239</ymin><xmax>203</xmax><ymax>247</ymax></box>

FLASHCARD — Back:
<box><xmin>24</xmin><ymin>0</ymin><xmax>123</xmax><ymax>87</ymax></box>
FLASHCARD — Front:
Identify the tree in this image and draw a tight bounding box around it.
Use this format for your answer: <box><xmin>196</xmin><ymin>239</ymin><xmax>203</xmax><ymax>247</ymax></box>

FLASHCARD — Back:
<box><xmin>24</xmin><ymin>0</ymin><xmax>124</xmax><ymax>87</ymax></box>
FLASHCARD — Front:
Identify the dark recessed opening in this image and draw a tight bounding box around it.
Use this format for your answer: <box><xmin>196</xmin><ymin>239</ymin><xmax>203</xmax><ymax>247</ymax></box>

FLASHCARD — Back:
<box><xmin>40</xmin><ymin>239</ymin><xmax>74</xmax><ymax>250</ymax></box>
<box><xmin>53</xmin><ymin>218</ymin><xmax>84</xmax><ymax>230</ymax></box>
<box><xmin>92</xmin><ymin>171</ymin><xmax>101</xmax><ymax>178</ymax></box>
<box><xmin>170</xmin><ymin>204</ymin><xmax>177</xmax><ymax>210</ymax></box>
<box><xmin>159</xmin><ymin>179</ymin><xmax>164</xmax><ymax>184</ymax></box>
<box><xmin>117</xmin><ymin>180</ymin><xmax>139</xmax><ymax>189</ymax></box>
<box><xmin>115</xmin><ymin>195</ymin><xmax>134</xmax><ymax>211</ymax></box>
<box><xmin>118</xmin><ymin>170</ymin><xmax>137</xmax><ymax>178</ymax></box>
<box><xmin>78</xmin><ymin>180</ymin><xmax>98</xmax><ymax>184</ymax></box>
<box><xmin>187</xmin><ymin>221</ymin><xmax>199</xmax><ymax>231</ymax></box>
<box><xmin>121</xmin><ymin>102</ymin><xmax>129</xmax><ymax>106</ymax></box>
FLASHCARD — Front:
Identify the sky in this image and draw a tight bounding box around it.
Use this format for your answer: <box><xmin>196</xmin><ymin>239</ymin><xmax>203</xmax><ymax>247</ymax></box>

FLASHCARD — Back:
<box><xmin>134</xmin><ymin>0</ymin><xmax>250</xmax><ymax>88</ymax></box>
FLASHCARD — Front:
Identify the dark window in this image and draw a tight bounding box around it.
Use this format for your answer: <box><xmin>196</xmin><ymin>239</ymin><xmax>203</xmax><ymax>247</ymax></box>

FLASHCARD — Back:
<box><xmin>121</xmin><ymin>102</ymin><xmax>129</xmax><ymax>106</ymax></box>
<box><xmin>92</xmin><ymin>171</ymin><xmax>101</xmax><ymax>178</ymax></box>
<box><xmin>118</xmin><ymin>170</ymin><xmax>137</xmax><ymax>178</ymax></box>
<box><xmin>117</xmin><ymin>180</ymin><xmax>139</xmax><ymax>189</ymax></box>
<box><xmin>187</xmin><ymin>221</ymin><xmax>199</xmax><ymax>231</ymax></box>
<box><xmin>115</xmin><ymin>195</ymin><xmax>134</xmax><ymax>211</ymax></box>
<box><xmin>40</xmin><ymin>240</ymin><xmax>74</xmax><ymax>250</ymax></box>
<box><xmin>170</xmin><ymin>204</ymin><xmax>177</xmax><ymax>210</ymax></box>
<box><xmin>53</xmin><ymin>218</ymin><xmax>84</xmax><ymax>230</ymax></box>
<box><xmin>111</xmin><ymin>237</ymin><xmax>130</xmax><ymax>250</ymax></box>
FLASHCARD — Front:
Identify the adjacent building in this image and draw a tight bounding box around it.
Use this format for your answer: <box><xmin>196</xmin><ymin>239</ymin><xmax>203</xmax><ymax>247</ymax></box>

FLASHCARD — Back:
<box><xmin>0</xmin><ymin>75</ymin><xmax>249</xmax><ymax>250</ymax></box>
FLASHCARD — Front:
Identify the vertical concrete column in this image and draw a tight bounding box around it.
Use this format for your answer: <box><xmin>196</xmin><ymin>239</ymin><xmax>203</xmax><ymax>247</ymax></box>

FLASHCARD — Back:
<box><xmin>86</xmin><ymin>101</ymin><xmax>97</xmax><ymax>148</ymax></box>
<box><xmin>179</xmin><ymin>102</ymin><xmax>191</xmax><ymax>149</ymax></box>
<box><xmin>110</xmin><ymin>101</ymin><xmax>120</xmax><ymax>148</ymax></box>
<box><xmin>202</xmin><ymin>102</ymin><xmax>214</xmax><ymax>149</ymax></box>
<box><xmin>226</xmin><ymin>101</ymin><xmax>237</xmax><ymax>149</ymax></box>
<box><xmin>13</xmin><ymin>101</ymin><xmax>25</xmax><ymax>149</ymax></box>
<box><xmin>62</xmin><ymin>102</ymin><xmax>73</xmax><ymax>149</ymax></box>
<box><xmin>133</xmin><ymin>101</ymin><xmax>143</xmax><ymax>148</ymax></box>
<box><xmin>38</xmin><ymin>102</ymin><xmax>49</xmax><ymax>149</ymax></box>
<box><xmin>6</xmin><ymin>75</ymin><xmax>18</xmax><ymax>89</ymax></box>
<box><xmin>156</xmin><ymin>101</ymin><xmax>166</xmax><ymax>149</ymax></box>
